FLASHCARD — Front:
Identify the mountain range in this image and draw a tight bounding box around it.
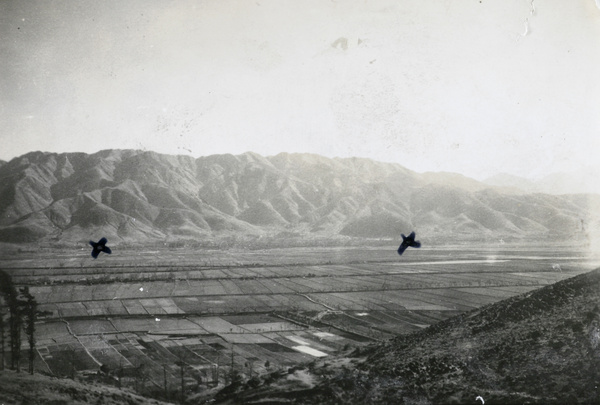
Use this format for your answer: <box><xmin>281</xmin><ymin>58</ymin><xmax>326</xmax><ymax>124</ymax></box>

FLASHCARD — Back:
<box><xmin>483</xmin><ymin>166</ymin><xmax>600</xmax><ymax>196</ymax></box>
<box><xmin>0</xmin><ymin>150</ymin><xmax>598</xmax><ymax>244</ymax></box>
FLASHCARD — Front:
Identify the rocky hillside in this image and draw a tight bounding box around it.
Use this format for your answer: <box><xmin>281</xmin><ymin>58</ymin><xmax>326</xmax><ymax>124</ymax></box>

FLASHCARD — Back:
<box><xmin>212</xmin><ymin>267</ymin><xmax>600</xmax><ymax>404</ymax></box>
<box><xmin>0</xmin><ymin>150</ymin><xmax>597</xmax><ymax>244</ymax></box>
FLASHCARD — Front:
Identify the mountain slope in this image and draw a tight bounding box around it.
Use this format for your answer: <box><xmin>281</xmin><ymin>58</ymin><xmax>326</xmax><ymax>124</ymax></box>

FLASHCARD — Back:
<box><xmin>213</xmin><ymin>267</ymin><xmax>600</xmax><ymax>404</ymax></box>
<box><xmin>0</xmin><ymin>150</ymin><xmax>597</xmax><ymax>244</ymax></box>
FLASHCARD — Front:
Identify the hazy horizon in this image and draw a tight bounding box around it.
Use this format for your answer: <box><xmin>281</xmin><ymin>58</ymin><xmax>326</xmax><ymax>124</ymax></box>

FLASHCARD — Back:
<box><xmin>2</xmin><ymin>0</ymin><xmax>599</xmax><ymax>181</ymax></box>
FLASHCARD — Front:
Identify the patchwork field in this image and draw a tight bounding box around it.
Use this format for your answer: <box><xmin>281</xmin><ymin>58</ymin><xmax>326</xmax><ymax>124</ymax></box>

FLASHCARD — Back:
<box><xmin>2</xmin><ymin>243</ymin><xmax>598</xmax><ymax>400</ymax></box>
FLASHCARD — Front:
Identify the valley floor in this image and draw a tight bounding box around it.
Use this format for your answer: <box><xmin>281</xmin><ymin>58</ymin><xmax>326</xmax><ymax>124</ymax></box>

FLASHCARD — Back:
<box><xmin>1</xmin><ymin>243</ymin><xmax>598</xmax><ymax>403</ymax></box>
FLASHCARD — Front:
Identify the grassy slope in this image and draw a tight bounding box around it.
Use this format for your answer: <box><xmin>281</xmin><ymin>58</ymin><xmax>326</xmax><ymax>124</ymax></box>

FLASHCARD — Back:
<box><xmin>214</xmin><ymin>268</ymin><xmax>600</xmax><ymax>404</ymax></box>
<box><xmin>0</xmin><ymin>370</ymin><xmax>172</xmax><ymax>405</ymax></box>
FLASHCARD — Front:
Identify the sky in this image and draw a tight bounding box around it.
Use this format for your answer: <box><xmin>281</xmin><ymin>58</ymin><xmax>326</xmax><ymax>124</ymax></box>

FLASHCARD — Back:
<box><xmin>1</xmin><ymin>0</ymin><xmax>599</xmax><ymax>180</ymax></box>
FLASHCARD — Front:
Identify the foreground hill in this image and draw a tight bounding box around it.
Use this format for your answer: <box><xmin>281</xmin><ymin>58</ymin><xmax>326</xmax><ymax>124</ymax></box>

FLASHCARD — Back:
<box><xmin>0</xmin><ymin>369</ymin><xmax>170</xmax><ymax>405</ymax></box>
<box><xmin>0</xmin><ymin>150</ymin><xmax>597</xmax><ymax>244</ymax></box>
<box><xmin>212</xmin><ymin>267</ymin><xmax>600</xmax><ymax>404</ymax></box>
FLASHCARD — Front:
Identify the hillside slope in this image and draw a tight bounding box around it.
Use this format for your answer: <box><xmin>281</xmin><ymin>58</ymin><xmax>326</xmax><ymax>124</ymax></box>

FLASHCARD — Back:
<box><xmin>0</xmin><ymin>150</ymin><xmax>597</xmax><ymax>244</ymax></box>
<box><xmin>213</xmin><ymin>268</ymin><xmax>600</xmax><ymax>404</ymax></box>
<box><xmin>0</xmin><ymin>369</ymin><xmax>170</xmax><ymax>405</ymax></box>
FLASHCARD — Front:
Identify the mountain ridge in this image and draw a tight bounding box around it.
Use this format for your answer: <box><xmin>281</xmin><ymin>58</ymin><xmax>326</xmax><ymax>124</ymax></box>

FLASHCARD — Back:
<box><xmin>0</xmin><ymin>149</ymin><xmax>598</xmax><ymax>245</ymax></box>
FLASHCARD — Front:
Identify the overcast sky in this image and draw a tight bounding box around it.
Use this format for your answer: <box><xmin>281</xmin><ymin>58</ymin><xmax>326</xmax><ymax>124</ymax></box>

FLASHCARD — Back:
<box><xmin>1</xmin><ymin>0</ymin><xmax>599</xmax><ymax>180</ymax></box>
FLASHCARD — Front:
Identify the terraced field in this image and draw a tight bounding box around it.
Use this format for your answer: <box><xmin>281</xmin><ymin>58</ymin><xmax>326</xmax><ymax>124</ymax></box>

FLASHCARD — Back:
<box><xmin>2</xmin><ymin>243</ymin><xmax>597</xmax><ymax>400</ymax></box>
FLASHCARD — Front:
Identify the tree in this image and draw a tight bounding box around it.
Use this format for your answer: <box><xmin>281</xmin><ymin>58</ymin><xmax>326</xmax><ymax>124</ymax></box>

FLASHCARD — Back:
<box><xmin>18</xmin><ymin>287</ymin><xmax>39</xmax><ymax>375</ymax></box>
<box><xmin>9</xmin><ymin>305</ymin><xmax>22</xmax><ymax>372</ymax></box>
<box><xmin>0</xmin><ymin>271</ymin><xmax>47</xmax><ymax>375</ymax></box>
<box><xmin>0</xmin><ymin>304</ymin><xmax>6</xmax><ymax>370</ymax></box>
<box><xmin>175</xmin><ymin>359</ymin><xmax>187</xmax><ymax>404</ymax></box>
<box><xmin>0</xmin><ymin>270</ymin><xmax>21</xmax><ymax>372</ymax></box>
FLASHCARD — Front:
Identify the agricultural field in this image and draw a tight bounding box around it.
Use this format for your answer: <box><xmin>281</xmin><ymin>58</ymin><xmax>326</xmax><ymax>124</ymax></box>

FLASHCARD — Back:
<box><xmin>2</xmin><ymin>242</ymin><xmax>598</xmax><ymax>400</ymax></box>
